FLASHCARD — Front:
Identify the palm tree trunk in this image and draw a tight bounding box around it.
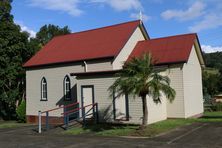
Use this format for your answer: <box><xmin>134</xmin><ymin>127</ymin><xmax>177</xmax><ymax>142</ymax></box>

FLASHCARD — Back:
<box><xmin>141</xmin><ymin>95</ymin><xmax>148</xmax><ymax>128</ymax></box>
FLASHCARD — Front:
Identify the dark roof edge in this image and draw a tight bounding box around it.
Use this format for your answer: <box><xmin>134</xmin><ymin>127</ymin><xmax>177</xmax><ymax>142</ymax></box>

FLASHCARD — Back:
<box><xmin>194</xmin><ymin>34</ymin><xmax>206</xmax><ymax>66</ymax></box>
<box><xmin>139</xmin><ymin>22</ymin><xmax>150</xmax><ymax>40</ymax></box>
<box><xmin>71</xmin><ymin>61</ymin><xmax>186</xmax><ymax>77</ymax></box>
<box><xmin>154</xmin><ymin>61</ymin><xmax>186</xmax><ymax>66</ymax></box>
<box><xmin>70</xmin><ymin>70</ymin><xmax>121</xmax><ymax>77</ymax></box>
<box><xmin>23</xmin><ymin>56</ymin><xmax>114</xmax><ymax>69</ymax></box>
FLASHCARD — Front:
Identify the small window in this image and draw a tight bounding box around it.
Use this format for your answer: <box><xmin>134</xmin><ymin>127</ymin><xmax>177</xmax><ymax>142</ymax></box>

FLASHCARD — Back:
<box><xmin>41</xmin><ymin>77</ymin><xmax>47</xmax><ymax>101</ymax></box>
<box><xmin>64</xmin><ymin>76</ymin><xmax>71</xmax><ymax>100</ymax></box>
<box><xmin>113</xmin><ymin>93</ymin><xmax>129</xmax><ymax>121</ymax></box>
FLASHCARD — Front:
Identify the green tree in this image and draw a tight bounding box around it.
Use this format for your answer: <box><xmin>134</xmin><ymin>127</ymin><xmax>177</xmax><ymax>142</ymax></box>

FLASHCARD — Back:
<box><xmin>109</xmin><ymin>54</ymin><xmax>175</xmax><ymax>128</ymax></box>
<box><xmin>0</xmin><ymin>0</ymin><xmax>71</xmax><ymax>120</ymax></box>
<box><xmin>36</xmin><ymin>24</ymin><xmax>71</xmax><ymax>46</ymax></box>
<box><xmin>0</xmin><ymin>0</ymin><xmax>13</xmax><ymax>22</ymax></box>
<box><xmin>204</xmin><ymin>52</ymin><xmax>222</xmax><ymax>76</ymax></box>
<box><xmin>202</xmin><ymin>70</ymin><xmax>221</xmax><ymax>97</ymax></box>
<box><xmin>0</xmin><ymin>0</ymin><xmax>31</xmax><ymax>119</ymax></box>
<box><xmin>28</xmin><ymin>24</ymin><xmax>71</xmax><ymax>54</ymax></box>
<box><xmin>203</xmin><ymin>52</ymin><xmax>222</xmax><ymax>94</ymax></box>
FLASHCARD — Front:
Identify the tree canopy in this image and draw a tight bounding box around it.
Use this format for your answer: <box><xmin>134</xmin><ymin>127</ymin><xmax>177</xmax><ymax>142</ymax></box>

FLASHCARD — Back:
<box><xmin>0</xmin><ymin>0</ymin><xmax>31</xmax><ymax>119</ymax></box>
<box><xmin>203</xmin><ymin>52</ymin><xmax>222</xmax><ymax>99</ymax></box>
<box><xmin>0</xmin><ymin>0</ymin><xmax>71</xmax><ymax>120</ymax></box>
<box><xmin>0</xmin><ymin>0</ymin><xmax>13</xmax><ymax>22</ymax></box>
<box><xmin>204</xmin><ymin>52</ymin><xmax>222</xmax><ymax>74</ymax></box>
<box><xmin>35</xmin><ymin>24</ymin><xmax>71</xmax><ymax>47</ymax></box>
<box><xmin>28</xmin><ymin>24</ymin><xmax>71</xmax><ymax>54</ymax></box>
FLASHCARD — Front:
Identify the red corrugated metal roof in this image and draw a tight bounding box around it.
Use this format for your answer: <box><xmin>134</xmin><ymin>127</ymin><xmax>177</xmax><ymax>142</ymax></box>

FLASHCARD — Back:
<box><xmin>23</xmin><ymin>20</ymin><xmax>141</xmax><ymax>68</ymax></box>
<box><xmin>128</xmin><ymin>33</ymin><xmax>197</xmax><ymax>65</ymax></box>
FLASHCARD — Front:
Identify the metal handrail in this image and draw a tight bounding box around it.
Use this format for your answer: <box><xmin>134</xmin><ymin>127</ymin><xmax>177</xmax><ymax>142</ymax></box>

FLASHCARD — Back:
<box><xmin>38</xmin><ymin>101</ymin><xmax>79</xmax><ymax>133</ymax></box>
<box><xmin>62</xmin><ymin>102</ymin><xmax>99</xmax><ymax>129</ymax></box>
<box><xmin>41</xmin><ymin>102</ymin><xmax>79</xmax><ymax>114</ymax></box>
<box><xmin>62</xmin><ymin>103</ymin><xmax>97</xmax><ymax>116</ymax></box>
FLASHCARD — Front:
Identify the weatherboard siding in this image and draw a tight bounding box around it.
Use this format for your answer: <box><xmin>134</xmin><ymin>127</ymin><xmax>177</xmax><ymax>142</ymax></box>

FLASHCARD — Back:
<box><xmin>26</xmin><ymin>64</ymin><xmax>83</xmax><ymax>117</ymax></box>
<box><xmin>77</xmin><ymin>75</ymin><xmax>167</xmax><ymax>125</ymax></box>
<box><xmin>128</xmin><ymin>95</ymin><xmax>167</xmax><ymax>124</ymax></box>
<box><xmin>113</xmin><ymin>26</ymin><xmax>146</xmax><ymax>70</ymax></box>
<box><xmin>77</xmin><ymin>76</ymin><xmax>115</xmax><ymax>122</ymax></box>
<box><xmin>183</xmin><ymin>46</ymin><xmax>204</xmax><ymax>118</ymax></box>
<box><xmin>87</xmin><ymin>59</ymin><xmax>113</xmax><ymax>72</ymax></box>
<box><xmin>167</xmin><ymin>66</ymin><xmax>186</xmax><ymax>118</ymax></box>
<box><xmin>26</xmin><ymin>60</ymin><xmax>113</xmax><ymax>117</ymax></box>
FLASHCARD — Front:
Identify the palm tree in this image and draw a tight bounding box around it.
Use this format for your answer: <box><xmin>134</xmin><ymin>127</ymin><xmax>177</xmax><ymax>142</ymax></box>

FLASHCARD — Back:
<box><xmin>109</xmin><ymin>54</ymin><xmax>176</xmax><ymax>128</ymax></box>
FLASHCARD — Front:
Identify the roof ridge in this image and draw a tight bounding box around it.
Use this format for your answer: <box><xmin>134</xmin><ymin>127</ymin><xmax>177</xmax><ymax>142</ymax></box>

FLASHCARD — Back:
<box><xmin>54</xmin><ymin>20</ymin><xmax>140</xmax><ymax>39</ymax></box>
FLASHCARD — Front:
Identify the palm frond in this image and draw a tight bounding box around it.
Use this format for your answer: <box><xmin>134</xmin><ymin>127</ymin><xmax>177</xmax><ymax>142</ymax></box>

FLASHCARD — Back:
<box><xmin>109</xmin><ymin>53</ymin><xmax>176</xmax><ymax>103</ymax></box>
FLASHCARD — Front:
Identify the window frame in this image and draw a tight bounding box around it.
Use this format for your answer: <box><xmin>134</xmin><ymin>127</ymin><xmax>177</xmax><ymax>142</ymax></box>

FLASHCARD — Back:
<box><xmin>113</xmin><ymin>92</ymin><xmax>129</xmax><ymax>121</ymax></box>
<box><xmin>64</xmin><ymin>75</ymin><xmax>71</xmax><ymax>101</ymax></box>
<box><xmin>40</xmin><ymin>77</ymin><xmax>48</xmax><ymax>101</ymax></box>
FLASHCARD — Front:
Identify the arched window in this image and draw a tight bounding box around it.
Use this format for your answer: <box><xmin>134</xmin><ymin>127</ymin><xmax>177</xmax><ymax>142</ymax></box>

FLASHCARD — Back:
<box><xmin>64</xmin><ymin>76</ymin><xmax>71</xmax><ymax>100</ymax></box>
<box><xmin>41</xmin><ymin>77</ymin><xmax>47</xmax><ymax>101</ymax></box>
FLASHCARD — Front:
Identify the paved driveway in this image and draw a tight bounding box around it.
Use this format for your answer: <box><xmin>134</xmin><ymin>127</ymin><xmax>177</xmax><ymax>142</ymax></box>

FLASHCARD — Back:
<box><xmin>0</xmin><ymin>122</ymin><xmax>222</xmax><ymax>148</ymax></box>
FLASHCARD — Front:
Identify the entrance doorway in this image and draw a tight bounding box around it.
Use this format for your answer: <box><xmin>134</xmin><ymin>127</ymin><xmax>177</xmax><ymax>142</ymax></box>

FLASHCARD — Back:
<box><xmin>81</xmin><ymin>85</ymin><xmax>94</xmax><ymax>118</ymax></box>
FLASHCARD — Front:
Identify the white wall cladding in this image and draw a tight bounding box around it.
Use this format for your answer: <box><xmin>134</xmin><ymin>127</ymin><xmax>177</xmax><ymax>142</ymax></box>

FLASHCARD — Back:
<box><xmin>167</xmin><ymin>65</ymin><xmax>186</xmax><ymax>118</ymax></box>
<box><xmin>77</xmin><ymin>76</ymin><xmax>115</xmax><ymax>122</ymax></box>
<box><xmin>87</xmin><ymin>59</ymin><xmax>113</xmax><ymax>72</ymax></box>
<box><xmin>127</xmin><ymin>95</ymin><xmax>143</xmax><ymax>124</ymax></box>
<box><xmin>77</xmin><ymin>76</ymin><xmax>167</xmax><ymax>125</ymax></box>
<box><xmin>26</xmin><ymin>59</ymin><xmax>113</xmax><ymax>117</ymax></box>
<box><xmin>26</xmin><ymin>64</ymin><xmax>83</xmax><ymax>117</ymax></box>
<box><xmin>166</xmin><ymin>46</ymin><xmax>204</xmax><ymax>118</ymax></box>
<box><xmin>113</xmin><ymin>26</ymin><xmax>146</xmax><ymax>70</ymax></box>
<box><xmin>183</xmin><ymin>46</ymin><xmax>204</xmax><ymax>118</ymax></box>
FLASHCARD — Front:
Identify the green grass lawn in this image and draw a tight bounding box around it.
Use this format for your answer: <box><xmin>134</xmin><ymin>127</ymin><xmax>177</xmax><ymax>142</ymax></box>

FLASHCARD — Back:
<box><xmin>64</xmin><ymin>124</ymin><xmax>138</xmax><ymax>136</ymax></box>
<box><xmin>203</xmin><ymin>111</ymin><xmax>222</xmax><ymax>117</ymax></box>
<box><xmin>64</xmin><ymin>111</ymin><xmax>222</xmax><ymax>137</ymax></box>
<box><xmin>0</xmin><ymin>121</ymin><xmax>28</xmax><ymax>129</ymax></box>
<box><xmin>64</xmin><ymin>119</ymin><xmax>195</xmax><ymax>137</ymax></box>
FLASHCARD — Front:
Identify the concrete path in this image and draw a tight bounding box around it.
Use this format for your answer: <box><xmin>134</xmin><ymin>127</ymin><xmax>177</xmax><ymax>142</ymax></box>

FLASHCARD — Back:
<box><xmin>0</xmin><ymin>122</ymin><xmax>222</xmax><ymax>148</ymax></box>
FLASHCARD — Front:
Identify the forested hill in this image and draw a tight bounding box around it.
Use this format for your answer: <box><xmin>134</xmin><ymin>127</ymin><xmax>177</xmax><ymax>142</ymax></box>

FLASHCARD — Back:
<box><xmin>204</xmin><ymin>52</ymin><xmax>222</xmax><ymax>72</ymax></box>
<box><xmin>203</xmin><ymin>52</ymin><xmax>222</xmax><ymax>98</ymax></box>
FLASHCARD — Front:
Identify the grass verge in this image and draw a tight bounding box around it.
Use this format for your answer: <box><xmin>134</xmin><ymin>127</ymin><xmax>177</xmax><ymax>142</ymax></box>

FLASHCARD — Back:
<box><xmin>0</xmin><ymin>121</ymin><xmax>27</xmax><ymax>129</ymax></box>
<box><xmin>203</xmin><ymin>111</ymin><xmax>222</xmax><ymax>117</ymax></box>
<box><xmin>64</xmin><ymin>111</ymin><xmax>222</xmax><ymax>137</ymax></box>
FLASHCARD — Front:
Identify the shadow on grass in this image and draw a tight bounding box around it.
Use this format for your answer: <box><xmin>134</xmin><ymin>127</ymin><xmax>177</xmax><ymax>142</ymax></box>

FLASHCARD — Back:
<box><xmin>201</xmin><ymin>116</ymin><xmax>222</xmax><ymax>119</ymax></box>
<box><xmin>82</xmin><ymin>123</ymin><xmax>137</xmax><ymax>132</ymax></box>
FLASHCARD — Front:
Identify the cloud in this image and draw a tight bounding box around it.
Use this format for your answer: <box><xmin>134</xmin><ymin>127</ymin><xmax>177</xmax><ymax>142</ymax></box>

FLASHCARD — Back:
<box><xmin>189</xmin><ymin>13</ymin><xmax>222</xmax><ymax>32</ymax></box>
<box><xmin>28</xmin><ymin>0</ymin><xmax>149</xmax><ymax>23</ymax></box>
<box><xmin>28</xmin><ymin>0</ymin><xmax>83</xmax><ymax>16</ymax></box>
<box><xmin>202</xmin><ymin>45</ymin><xmax>222</xmax><ymax>53</ymax></box>
<box><xmin>90</xmin><ymin>0</ymin><xmax>142</xmax><ymax>11</ymax></box>
<box><xmin>130</xmin><ymin>13</ymin><xmax>151</xmax><ymax>22</ymax></box>
<box><xmin>161</xmin><ymin>1</ymin><xmax>205</xmax><ymax>21</ymax></box>
<box><xmin>15</xmin><ymin>21</ymin><xmax>36</xmax><ymax>38</ymax></box>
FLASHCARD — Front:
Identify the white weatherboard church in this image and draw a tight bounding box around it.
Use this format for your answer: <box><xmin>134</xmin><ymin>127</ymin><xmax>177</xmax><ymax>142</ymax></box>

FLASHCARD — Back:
<box><xmin>24</xmin><ymin>20</ymin><xmax>205</xmax><ymax>125</ymax></box>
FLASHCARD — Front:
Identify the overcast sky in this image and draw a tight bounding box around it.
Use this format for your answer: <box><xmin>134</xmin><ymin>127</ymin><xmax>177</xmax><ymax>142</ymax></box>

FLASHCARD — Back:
<box><xmin>12</xmin><ymin>0</ymin><xmax>222</xmax><ymax>53</ymax></box>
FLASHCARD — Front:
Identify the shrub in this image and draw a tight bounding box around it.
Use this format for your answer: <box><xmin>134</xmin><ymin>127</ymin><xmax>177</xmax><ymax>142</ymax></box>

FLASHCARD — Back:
<box><xmin>211</xmin><ymin>102</ymin><xmax>222</xmax><ymax>111</ymax></box>
<box><xmin>215</xmin><ymin>103</ymin><xmax>222</xmax><ymax>111</ymax></box>
<box><xmin>16</xmin><ymin>100</ymin><xmax>26</xmax><ymax>123</ymax></box>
